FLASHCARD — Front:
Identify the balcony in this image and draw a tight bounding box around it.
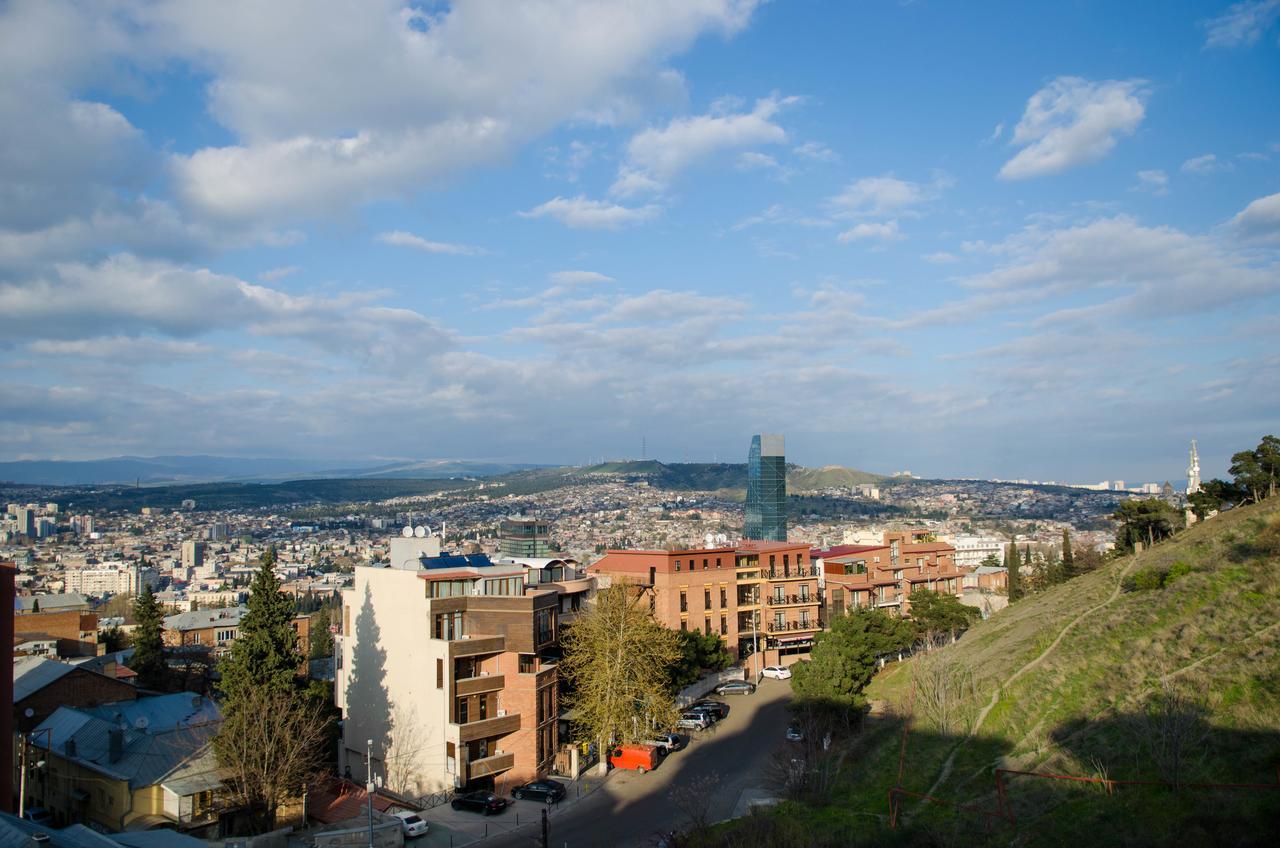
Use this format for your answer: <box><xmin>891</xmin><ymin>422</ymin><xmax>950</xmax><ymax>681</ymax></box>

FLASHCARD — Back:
<box><xmin>467</xmin><ymin>751</ymin><xmax>515</xmax><ymax>780</ymax></box>
<box><xmin>456</xmin><ymin>674</ymin><xmax>505</xmax><ymax>697</ymax></box>
<box><xmin>765</xmin><ymin>619</ymin><xmax>823</xmax><ymax>634</ymax></box>
<box><xmin>764</xmin><ymin>593</ymin><xmax>818</xmax><ymax>607</ymax></box>
<box><xmin>763</xmin><ymin>566</ymin><xmax>820</xmax><ymax>580</ymax></box>
<box><xmin>449</xmin><ymin>635</ymin><xmax>506</xmax><ymax>658</ymax></box>
<box><xmin>457</xmin><ymin>713</ymin><xmax>521</xmax><ymax>743</ymax></box>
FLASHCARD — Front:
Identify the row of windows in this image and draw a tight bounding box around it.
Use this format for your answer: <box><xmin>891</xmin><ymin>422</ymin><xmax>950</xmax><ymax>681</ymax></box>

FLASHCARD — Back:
<box><xmin>674</xmin><ymin>556</ymin><xmax>724</xmax><ymax>572</ymax></box>
<box><xmin>679</xmin><ymin>614</ymin><xmax>729</xmax><ymax>636</ymax></box>
<box><xmin>678</xmin><ymin>585</ymin><xmax>729</xmax><ymax>612</ymax></box>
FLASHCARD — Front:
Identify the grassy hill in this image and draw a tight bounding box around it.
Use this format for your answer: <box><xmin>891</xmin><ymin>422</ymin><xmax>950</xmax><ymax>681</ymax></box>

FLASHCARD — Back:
<box><xmin>706</xmin><ymin>498</ymin><xmax>1280</xmax><ymax>847</ymax></box>
<box><xmin>487</xmin><ymin>461</ymin><xmax>883</xmax><ymax>498</ymax></box>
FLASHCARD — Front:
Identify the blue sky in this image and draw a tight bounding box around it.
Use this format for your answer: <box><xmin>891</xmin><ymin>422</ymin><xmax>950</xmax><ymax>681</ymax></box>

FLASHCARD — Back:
<box><xmin>1</xmin><ymin>0</ymin><xmax>1278</xmax><ymax>483</ymax></box>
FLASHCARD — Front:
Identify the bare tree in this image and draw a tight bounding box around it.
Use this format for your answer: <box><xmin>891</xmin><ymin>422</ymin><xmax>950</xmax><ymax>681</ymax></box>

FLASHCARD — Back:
<box><xmin>669</xmin><ymin>772</ymin><xmax>721</xmax><ymax>837</ymax></box>
<box><xmin>215</xmin><ymin>687</ymin><xmax>331</xmax><ymax>832</ymax></box>
<box><xmin>382</xmin><ymin>703</ymin><xmax>433</xmax><ymax>797</ymax></box>
<box><xmin>911</xmin><ymin>652</ymin><xmax>975</xmax><ymax>737</ymax></box>
<box><xmin>1130</xmin><ymin>679</ymin><xmax>1208</xmax><ymax>789</ymax></box>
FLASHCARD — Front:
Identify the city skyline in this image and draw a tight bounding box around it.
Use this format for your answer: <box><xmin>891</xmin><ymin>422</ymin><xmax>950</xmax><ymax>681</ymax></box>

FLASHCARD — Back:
<box><xmin>1</xmin><ymin>1</ymin><xmax>1278</xmax><ymax>483</ymax></box>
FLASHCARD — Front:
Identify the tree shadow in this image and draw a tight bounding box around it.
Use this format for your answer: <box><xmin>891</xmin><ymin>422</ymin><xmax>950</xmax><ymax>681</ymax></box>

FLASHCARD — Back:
<box><xmin>343</xmin><ymin>583</ymin><xmax>394</xmax><ymax>786</ymax></box>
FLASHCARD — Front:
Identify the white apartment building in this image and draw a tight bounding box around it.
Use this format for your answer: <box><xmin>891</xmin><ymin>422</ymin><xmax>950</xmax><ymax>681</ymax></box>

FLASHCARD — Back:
<box><xmin>949</xmin><ymin>535</ymin><xmax>1006</xmax><ymax>569</ymax></box>
<box><xmin>335</xmin><ymin>549</ymin><xmax>560</xmax><ymax>799</ymax></box>
<box><xmin>63</xmin><ymin>562</ymin><xmax>158</xmax><ymax>597</ymax></box>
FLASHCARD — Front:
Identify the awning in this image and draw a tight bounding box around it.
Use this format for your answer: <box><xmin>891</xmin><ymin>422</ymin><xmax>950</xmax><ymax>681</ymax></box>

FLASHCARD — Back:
<box><xmin>162</xmin><ymin>771</ymin><xmax>226</xmax><ymax>796</ymax></box>
<box><xmin>775</xmin><ymin>635</ymin><xmax>813</xmax><ymax>644</ymax></box>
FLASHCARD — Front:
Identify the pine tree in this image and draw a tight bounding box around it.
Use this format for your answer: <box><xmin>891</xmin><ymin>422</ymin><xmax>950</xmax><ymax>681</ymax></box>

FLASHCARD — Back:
<box><xmin>1061</xmin><ymin>528</ymin><xmax>1075</xmax><ymax>579</ymax></box>
<box><xmin>132</xmin><ymin>585</ymin><xmax>169</xmax><ymax>690</ymax></box>
<box><xmin>31</xmin><ymin>598</ymin><xmax>39</xmax><ymax>613</ymax></box>
<box><xmin>1006</xmin><ymin>541</ymin><xmax>1024</xmax><ymax>601</ymax></box>
<box><xmin>218</xmin><ymin>546</ymin><xmax>300</xmax><ymax>700</ymax></box>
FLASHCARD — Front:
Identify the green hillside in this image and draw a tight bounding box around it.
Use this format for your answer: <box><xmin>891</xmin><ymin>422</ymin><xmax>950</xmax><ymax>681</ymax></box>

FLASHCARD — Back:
<box><xmin>707</xmin><ymin>498</ymin><xmax>1280</xmax><ymax>847</ymax></box>
<box><xmin>487</xmin><ymin>460</ymin><xmax>883</xmax><ymax>498</ymax></box>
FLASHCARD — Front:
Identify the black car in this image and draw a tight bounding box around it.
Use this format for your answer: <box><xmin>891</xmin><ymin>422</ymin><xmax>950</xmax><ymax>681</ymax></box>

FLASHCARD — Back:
<box><xmin>685</xmin><ymin>704</ymin><xmax>721</xmax><ymax>724</ymax></box>
<box><xmin>690</xmin><ymin>699</ymin><xmax>730</xmax><ymax>720</ymax></box>
<box><xmin>713</xmin><ymin>680</ymin><xmax>757</xmax><ymax>696</ymax></box>
<box><xmin>451</xmin><ymin>791</ymin><xmax>509</xmax><ymax>815</ymax></box>
<box><xmin>511</xmin><ymin>779</ymin><xmax>567</xmax><ymax>803</ymax></box>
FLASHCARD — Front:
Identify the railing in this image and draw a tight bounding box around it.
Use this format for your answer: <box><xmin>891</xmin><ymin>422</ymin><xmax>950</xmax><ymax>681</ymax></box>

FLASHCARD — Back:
<box><xmin>765</xmin><ymin>619</ymin><xmax>823</xmax><ymax>633</ymax></box>
<box><xmin>764</xmin><ymin>593</ymin><xmax>818</xmax><ymax>606</ymax></box>
<box><xmin>763</xmin><ymin>566</ymin><xmax>820</xmax><ymax>579</ymax></box>
<box><xmin>467</xmin><ymin>751</ymin><xmax>515</xmax><ymax>779</ymax></box>
<box><xmin>455</xmin><ymin>674</ymin><xmax>505</xmax><ymax>696</ymax></box>
<box><xmin>456</xmin><ymin>712</ymin><xmax>521</xmax><ymax>742</ymax></box>
<box><xmin>449</xmin><ymin>635</ymin><xmax>506</xmax><ymax>657</ymax></box>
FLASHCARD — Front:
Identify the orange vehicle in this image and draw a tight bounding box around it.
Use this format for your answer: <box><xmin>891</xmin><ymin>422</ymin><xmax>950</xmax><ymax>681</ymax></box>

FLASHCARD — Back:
<box><xmin>609</xmin><ymin>743</ymin><xmax>660</xmax><ymax>773</ymax></box>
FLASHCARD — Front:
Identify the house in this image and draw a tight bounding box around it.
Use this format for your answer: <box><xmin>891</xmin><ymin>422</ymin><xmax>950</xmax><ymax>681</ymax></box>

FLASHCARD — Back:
<box><xmin>814</xmin><ymin>532</ymin><xmax>966</xmax><ymax>619</ymax></box>
<box><xmin>162</xmin><ymin>606</ymin><xmax>311</xmax><ymax>658</ymax></box>
<box><xmin>0</xmin><ymin>812</ymin><xmax>206</xmax><ymax>847</ymax></box>
<box><xmin>28</xmin><ymin>693</ymin><xmax>227</xmax><ymax>834</ymax></box>
<box><xmin>14</xmin><ymin>655</ymin><xmax>137</xmax><ymax>727</ymax></box>
<box><xmin>13</xmin><ymin>611</ymin><xmax>99</xmax><ymax>659</ymax></box>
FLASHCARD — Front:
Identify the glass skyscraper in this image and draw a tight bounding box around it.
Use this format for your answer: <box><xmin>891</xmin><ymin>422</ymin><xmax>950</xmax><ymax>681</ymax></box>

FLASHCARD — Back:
<box><xmin>744</xmin><ymin>434</ymin><xmax>787</xmax><ymax>541</ymax></box>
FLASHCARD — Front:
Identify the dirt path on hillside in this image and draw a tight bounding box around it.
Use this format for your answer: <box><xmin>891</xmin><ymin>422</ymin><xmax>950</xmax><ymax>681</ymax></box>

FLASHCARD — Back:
<box><xmin>915</xmin><ymin>555</ymin><xmax>1142</xmax><ymax>806</ymax></box>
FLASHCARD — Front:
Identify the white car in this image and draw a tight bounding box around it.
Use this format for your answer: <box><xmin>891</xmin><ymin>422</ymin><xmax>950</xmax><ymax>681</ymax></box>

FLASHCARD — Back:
<box><xmin>761</xmin><ymin>665</ymin><xmax>792</xmax><ymax>680</ymax></box>
<box><xmin>393</xmin><ymin>810</ymin><xmax>429</xmax><ymax>838</ymax></box>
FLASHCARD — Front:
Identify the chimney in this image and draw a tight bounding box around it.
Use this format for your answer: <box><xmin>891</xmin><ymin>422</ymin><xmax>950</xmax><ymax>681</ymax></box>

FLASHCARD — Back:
<box><xmin>65</xmin><ymin>738</ymin><xmax>76</xmax><ymax>758</ymax></box>
<box><xmin>108</xmin><ymin>728</ymin><xmax>124</xmax><ymax>763</ymax></box>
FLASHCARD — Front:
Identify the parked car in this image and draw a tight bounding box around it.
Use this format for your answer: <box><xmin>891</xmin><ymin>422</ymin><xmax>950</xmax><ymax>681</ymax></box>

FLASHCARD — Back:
<box><xmin>786</xmin><ymin>724</ymin><xmax>804</xmax><ymax>742</ymax></box>
<box><xmin>451</xmin><ymin>791</ymin><xmax>509</xmax><ymax>815</ymax></box>
<box><xmin>609</xmin><ymin>743</ymin><xmax>660</xmax><ymax>773</ymax></box>
<box><xmin>685</xmin><ymin>704</ymin><xmax>721</xmax><ymax>725</ymax></box>
<box><xmin>713</xmin><ymin>679</ymin><xmax>757</xmax><ymax>696</ymax></box>
<box><xmin>691</xmin><ymin>699</ymin><xmax>730</xmax><ymax>720</ymax></box>
<box><xmin>676</xmin><ymin>712</ymin><xmax>711</xmax><ymax>731</ymax></box>
<box><xmin>392</xmin><ymin>810</ymin><xmax>429</xmax><ymax>838</ymax></box>
<box><xmin>762</xmin><ymin>665</ymin><xmax>792</xmax><ymax>680</ymax></box>
<box><xmin>511</xmin><ymin>779</ymin><xmax>567</xmax><ymax>803</ymax></box>
<box><xmin>642</xmin><ymin>732</ymin><xmax>684</xmax><ymax>755</ymax></box>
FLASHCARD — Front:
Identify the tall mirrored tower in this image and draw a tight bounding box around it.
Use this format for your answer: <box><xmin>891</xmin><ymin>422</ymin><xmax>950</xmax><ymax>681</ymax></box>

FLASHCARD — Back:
<box><xmin>745</xmin><ymin>434</ymin><xmax>787</xmax><ymax>541</ymax></box>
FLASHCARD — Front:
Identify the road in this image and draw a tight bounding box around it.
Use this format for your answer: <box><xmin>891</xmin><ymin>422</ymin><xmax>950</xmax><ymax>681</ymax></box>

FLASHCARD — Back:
<box><xmin>430</xmin><ymin>677</ymin><xmax>793</xmax><ymax>848</ymax></box>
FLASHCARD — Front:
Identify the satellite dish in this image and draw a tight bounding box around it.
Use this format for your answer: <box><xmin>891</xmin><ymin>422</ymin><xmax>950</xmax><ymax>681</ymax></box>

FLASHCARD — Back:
<box><xmin>413</xmin><ymin>526</ymin><xmax>427</xmax><ymax>538</ymax></box>
<box><xmin>134</xmin><ymin>716</ymin><xmax>149</xmax><ymax>730</ymax></box>
<box><xmin>401</xmin><ymin>526</ymin><xmax>414</xmax><ymax>538</ymax></box>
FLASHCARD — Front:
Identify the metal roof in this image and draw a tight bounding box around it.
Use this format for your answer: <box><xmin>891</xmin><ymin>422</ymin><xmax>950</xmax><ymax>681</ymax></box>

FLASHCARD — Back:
<box><xmin>162</xmin><ymin>605</ymin><xmax>247</xmax><ymax>632</ymax></box>
<box><xmin>13</xmin><ymin>655</ymin><xmax>77</xmax><ymax>702</ymax></box>
<box><xmin>14</xmin><ymin>593</ymin><xmax>90</xmax><ymax>612</ymax></box>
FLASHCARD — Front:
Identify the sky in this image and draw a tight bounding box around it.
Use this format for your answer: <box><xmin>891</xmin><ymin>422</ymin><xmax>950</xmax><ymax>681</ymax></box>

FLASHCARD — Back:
<box><xmin>1</xmin><ymin>0</ymin><xmax>1278</xmax><ymax>484</ymax></box>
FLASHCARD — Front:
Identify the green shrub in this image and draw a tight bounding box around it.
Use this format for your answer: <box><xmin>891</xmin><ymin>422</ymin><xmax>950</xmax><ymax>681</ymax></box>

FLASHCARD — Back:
<box><xmin>1166</xmin><ymin>561</ymin><xmax>1193</xmax><ymax>584</ymax></box>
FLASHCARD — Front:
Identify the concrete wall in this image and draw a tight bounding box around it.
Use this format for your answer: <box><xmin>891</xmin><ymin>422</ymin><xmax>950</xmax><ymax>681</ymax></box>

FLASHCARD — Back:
<box><xmin>205</xmin><ymin>825</ymin><xmax>293</xmax><ymax>848</ymax></box>
<box><xmin>313</xmin><ymin>819</ymin><xmax>402</xmax><ymax>848</ymax></box>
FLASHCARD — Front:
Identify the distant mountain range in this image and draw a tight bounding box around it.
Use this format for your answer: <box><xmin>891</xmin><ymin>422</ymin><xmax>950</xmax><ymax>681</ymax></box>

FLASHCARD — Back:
<box><xmin>0</xmin><ymin>455</ymin><xmax>548</xmax><ymax>486</ymax></box>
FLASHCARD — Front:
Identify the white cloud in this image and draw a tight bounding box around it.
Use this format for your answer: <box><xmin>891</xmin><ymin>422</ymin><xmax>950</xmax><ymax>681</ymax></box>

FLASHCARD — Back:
<box><xmin>1180</xmin><ymin>153</ymin><xmax>1230</xmax><ymax>174</ymax></box>
<box><xmin>549</xmin><ymin>270</ymin><xmax>615</xmax><ymax>287</ymax></box>
<box><xmin>827</xmin><ymin>174</ymin><xmax>948</xmax><ymax>218</ymax></box>
<box><xmin>612</xmin><ymin>94</ymin><xmax>796</xmax><ymax>195</ymax></box>
<box><xmin>377</xmin><ymin>230</ymin><xmax>486</xmax><ymax>256</ymax></box>
<box><xmin>259</xmin><ymin>265</ymin><xmax>300</xmax><ymax>282</ymax></box>
<box><xmin>837</xmin><ymin>220</ymin><xmax>903</xmax><ymax>243</ymax></box>
<box><xmin>519</xmin><ymin>196</ymin><xmax>661</xmax><ymax>229</ymax></box>
<box><xmin>737</xmin><ymin>151</ymin><xmax>780</xmax><ymax>170</ymax></box>
<box><xmin>999</xmin><ymin>77</ymin><xmax>1147</xmax><ymax>180</ymax></box>
<box><xmin>1135</xmin><ymin>169</ymin><xmax>1169</xmax><ymax>195</ymax></box>
<box><xmin>792</xmin><ymin>141</ymin><xmax>838</xmax><ymax>162</ymax></box>
<box><xmin>923</xmin><ymin>251</ymin><xmax>960</xmax><ymax>264</ymax></box>
<box><xmin>1202</xmin><ymin>0</ymin><xmax>1280</xmax><ymax>48</ymax></box>
<box><xmin>1228</xmin><ymin>191</ymin><xmax>1280</xmax><ymax>243</ymax></box>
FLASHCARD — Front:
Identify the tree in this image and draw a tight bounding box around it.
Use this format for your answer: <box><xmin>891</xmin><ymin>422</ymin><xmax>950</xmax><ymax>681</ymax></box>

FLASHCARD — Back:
<box><xmin>1061</xmin><ymin>528</ymin><xmax>1075</xmax><ymax>579</ymax></box>
<box><xmin>1006</xmin><ymin>541</ymin><xmax>1024</xmax><ymax>601</ymax></box>
<box><xmin>978</xmin><ymin>553</ymin><xmax>1000</xmax><ymax>570</ymax></box>
<box><xmin>308</xmin><ymin>606</ymin><xmax>334</xmax><ymax>661</ymax></box>
<box><xmin>31</xmin><ymin>598</ymin><xmax>39</xmax><ymax>613</ymax></box>
<box><xmin>907</xmin><ymin>589</ymin><xmax>980</xmax><ymax>648</ymax></box>
<box><xmin>131</xmin><ymin>585</ymin><xmax>169</xmax><ymax>690</ymax></box>
<box><xmin>668</xmin><ymin>630</ymin><xmax>732</xmax><ymax>690</ymax></box>
<box><xmin>1189</xmin><ymin>480</ymin><xmax>1243</xmax><ymax>518</ymax></box>
<box><xmin>790</xmin><ymin>607</ymin><xmax>916</xmax><ymax>727</ymax></box>
<box><xmin>218</xmin><ymin>547</ymin><xmax>300</xmax><ymax>701</ymax></box>
<box><xmin>215</xmin><ymin>687</ymin><xmax>330</xmax><ymax>834</ymax></box>
<box><xmin>1229</xmin><ymin>435</ymin><xmax>1280</xmax><ymax>503</ymax></box>
<box><xmin>98</xmin><ymin>627</ymin><xmax>129</xmax><ymax>652</ymax></box>
<box><xmin>1113</xmin><ymin>499</ymin><xmax>1183</xmax><ymax>552</ymax></box>
<box><xmin>560</xmin><ymin>584</ymin><xmax>681</xmax><ymax>753</ymax></box>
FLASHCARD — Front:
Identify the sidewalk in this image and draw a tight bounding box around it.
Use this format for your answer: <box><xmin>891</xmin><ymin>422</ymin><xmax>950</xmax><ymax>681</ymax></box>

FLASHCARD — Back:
<box><xmin>414</xmin><ymin>769</ymin><xmax>612</xmax><ymax>847</ymax></box>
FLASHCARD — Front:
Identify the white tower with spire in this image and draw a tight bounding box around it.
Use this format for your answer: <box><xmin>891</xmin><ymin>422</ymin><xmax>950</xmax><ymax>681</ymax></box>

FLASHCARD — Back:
<box><xmin>1187</xmin><ymin>439</ymin><xmax>1201</xmax><ymax>496</ymax></box>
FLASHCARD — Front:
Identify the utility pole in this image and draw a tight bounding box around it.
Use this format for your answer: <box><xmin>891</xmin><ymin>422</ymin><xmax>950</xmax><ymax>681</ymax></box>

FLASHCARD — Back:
<box><xmin>540</xmin><ymin>806</ymin><xmax>549</xmax><ymax>848</ymax></box>
<box><xmin>366</xmin><ymin>738</ymin><xmax>374</xmax><ymax>848</ymax></box>
<box><xmin>17</xmin><ymin>732</ymin><xmax>26</xmax><ymax>819</ymax></box>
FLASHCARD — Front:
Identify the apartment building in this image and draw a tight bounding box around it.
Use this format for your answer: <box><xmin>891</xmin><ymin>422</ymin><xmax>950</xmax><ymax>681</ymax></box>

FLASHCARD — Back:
<box><xmin>588</xmin><ymin>540</ymin><xmax>822</xmax><ymax>665</ymax></box>
<box><xmin>815</xmin><ymin>531</ymin><xmax>964</xmax><ymax>619</ymax></box>
<box><xmin>335</xmin><ymin>551</ymin><xmax>560</xmax><ymax>798</ymax></box>
<box><xmin>13</xmin><ymin>610</ymin><xmax>99</xmax><ymax>658</ymax></box>
<box><xmin>948</xmin><ymin>534</ymin><xmax>1006</xmax><ymax>569</ymax></box>
<box><xmin>162</xmin><ymin>606</ymin><xmax>312</xmax><ymax>658</ymax></box>
<box><xmin>62</xmin><ymin>562</ymin><xmax>158</xmax><ymax>597</ymax></box>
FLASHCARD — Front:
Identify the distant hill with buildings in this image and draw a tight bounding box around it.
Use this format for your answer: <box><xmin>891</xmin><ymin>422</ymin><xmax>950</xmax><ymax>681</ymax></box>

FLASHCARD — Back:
<box><xmin>480</xmin><ymin>460</ymin><xmax>884</xmax><ymax>497</ymax></box>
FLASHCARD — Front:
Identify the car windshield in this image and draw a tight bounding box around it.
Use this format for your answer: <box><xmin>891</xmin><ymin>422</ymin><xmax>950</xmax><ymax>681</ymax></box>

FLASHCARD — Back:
<box><xmin>403</xmin><ymin>815</ymin><xmax>422</xmax><ymax>824</ymax></box>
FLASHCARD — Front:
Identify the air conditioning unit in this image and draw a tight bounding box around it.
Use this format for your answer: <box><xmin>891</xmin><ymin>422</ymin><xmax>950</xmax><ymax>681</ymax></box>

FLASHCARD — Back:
<box><xmin>497</xmin><ymin>710</ymin><xmax>507</xmax><ymax>717</ymax></box>
<box><xmin>480</xmin><ymin>671</ymin><xmax>490</xmax><ymax>677</ymax></box>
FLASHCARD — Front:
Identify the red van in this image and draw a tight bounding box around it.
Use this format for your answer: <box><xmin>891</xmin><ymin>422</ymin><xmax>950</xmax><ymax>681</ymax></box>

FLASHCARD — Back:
<box><xmin>609</xmin><ymin>743</ymin><xmax>660</xmax><ymax>773</ymax></box>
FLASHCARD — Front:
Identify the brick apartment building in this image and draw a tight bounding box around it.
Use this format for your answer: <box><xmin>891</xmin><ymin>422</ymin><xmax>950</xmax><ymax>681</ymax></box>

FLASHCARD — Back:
<box><xmin>588</xmin><ymin>540</ymin><xmax>822</xmax><ymax>666</ymax></box>
<box><xmin>13</xmin><ymin>655</ymin><xmax>137</xmax><ymax>726</ymax></box>
<box><xmin>336</xmin><ymin>542</ymin><xmax>559</xmax><ymax>798</ymax></box>
<box><xmin>815</xmin><ymin>531</ymin><xmax>965</xmax><ymax>619</ymax></box>
<box><xmin>13</xmin><ymin>610</ymin><xmax>99</xmax><ymax>658</ymax></box>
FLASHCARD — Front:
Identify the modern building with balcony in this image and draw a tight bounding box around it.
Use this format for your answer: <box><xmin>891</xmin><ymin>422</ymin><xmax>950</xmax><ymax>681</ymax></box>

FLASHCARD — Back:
<box><xmin>814</xmin><ymin>532</ymin><xmax>964</xmax><ymax>619</ymax></box>
<box><xmin>335</xmin><ymin>547</ymin><xmax>560</xmax><ymax>799</ymax></box>
<box><xmin>587</xmin><ymin>539</ymin><xmax>821</xmax><ymax>667</ymax></box>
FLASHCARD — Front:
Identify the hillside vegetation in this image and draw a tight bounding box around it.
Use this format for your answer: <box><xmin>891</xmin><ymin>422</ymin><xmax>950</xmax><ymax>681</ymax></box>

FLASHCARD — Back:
<box><xmin>709</xmin><ymin>498</ymin><xmax>1280</xmax><ymax>847</ymax></box>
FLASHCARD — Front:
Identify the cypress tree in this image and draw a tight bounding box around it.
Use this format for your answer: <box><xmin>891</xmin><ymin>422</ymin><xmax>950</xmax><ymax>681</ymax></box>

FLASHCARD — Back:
<box><xmin>219</xmin><ymin>546</ymin><xmax>300</xmax><ymax>700</ymax></box>
<box><xmin>1061</xmin><ymin>528</ymin><xmax>1075</xmax><ymax>579</ymax></box>
<box><xmin>1006</xmin><ymin>541</ymin><xmax>1024</xmax><ymax>601</ymax></box>
<box><xmin>132</xmin><ymin>585</ymin><xmax>168</xmax><ymax>690</ymax></box>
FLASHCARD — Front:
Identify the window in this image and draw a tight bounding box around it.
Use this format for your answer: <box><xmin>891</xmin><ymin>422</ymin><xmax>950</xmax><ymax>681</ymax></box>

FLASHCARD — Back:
<box><xmin>434</xmin><ymin>611</ymin><xmax>463</xmax><ymax>640</ymax></box>
<box><xmin>715</xmin><ymin>557</ymin><xmax>722</xmax><ymax>568</ymax></box>
<box><xmin>719</xmin><ymin>586</ymin><xmax>727</xmax><ymax>607</ymax></box>
<box><xmin>773</xmin><ymin>612</ymin><xmax>784</xmax><ymax>630</ymax></box>
<box><xmin>430</xmin><ymin>579</ymin><xmax>472</xmax><ymax>597</ymax></box>
<box><xmin>704</xmin><ymin>588</ymin><xmax>711</xmax><ymax>608</ymax></box>
<box><xmin>703</xmin><ymin>616</ymin><xmax>711</xmax><ymax>635</ymax></box>
<box><xmin>800</xmin><ymin>584</ymin><xmax>810</xmax><ymax>601</ymax></box>
<box><xmin>534</xmin><ymin>608</ymin><xmax>556</xmax><ymax>645</ymax></box>
<box><xmin>456</xmin><ymin>697</ymin><xmax>469</xmax><ymax>724</ymax></box>
<box><xmin>783</xmin><ymin>554</ymin><xmax>790</xmax><ymax>567</ymax></box>
<box><xmin>772</xmin><ymin>586</ymin><xmax>783</xmax><ymax>603</ymax></box>
<box><xmin>436</xmin><ymin>658</ymin><xmax>443</xmax><ymax>688</ymax></box>
<box><xmin>769</xmin><ymin>555</ymin><xmax>776</xmax><ymax>567</ymax></box>
<box><xmin>800</xmin><ymin>610</ymin><xmax>811</xmax><ymax>627</ymax></box>
<box><xmin>675</xmin><ymin>560</ymin><xmax>681</xmax><ymax>571</ymax></box>
<box><xmin>720</xmin><ymin>615</ymin><xmax>728</xmax><ymax>635</ymax></box>
<box><xmin>702</xmin><ymin>558</ymin><xmax>709</xmax><ymax>570</ymax></box>
<box><xmin>679</xmin><ymin>590</ymin><xmax>688</xmax><ymax>612</ymax></box>
<box><xmin>680</xmin><ymin>619</ymin><xmax>688</xmax><ymax>631</ymax></box>
<box><xmin>519</xmin><ymin>654</ymin><xmax>535</xmax><ymax>674</ymax></box>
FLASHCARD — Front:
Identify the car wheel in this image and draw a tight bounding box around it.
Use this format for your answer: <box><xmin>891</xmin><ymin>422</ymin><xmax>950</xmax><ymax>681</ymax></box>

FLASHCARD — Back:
<box><xmin>637</xmin><ymin>766</ymin><xmax>647</xmax><ymax>774</ymax></box>
<box><xmin>451</xmin><ymin>801</ymin><xmax>460</xmax><ymax>810</ymax></box>
<box><xmin>514</xmin><ymin>790</ymin><xmax>524</xmax><ymax>800</ymax></box>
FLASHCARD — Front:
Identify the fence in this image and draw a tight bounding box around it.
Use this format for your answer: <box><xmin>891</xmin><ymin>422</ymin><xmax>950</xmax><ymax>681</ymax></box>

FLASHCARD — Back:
<box><xmin>675</xmin><ymin>667</ymin><xmax>748</xmax><ymax>708</ymax></box>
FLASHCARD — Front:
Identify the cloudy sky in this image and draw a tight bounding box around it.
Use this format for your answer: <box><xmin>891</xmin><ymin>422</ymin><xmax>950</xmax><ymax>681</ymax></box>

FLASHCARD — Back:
<box><xmin>1</xmin><ymin>0</ymin><xmax>1278</xmax><ymax>482</ymax></box>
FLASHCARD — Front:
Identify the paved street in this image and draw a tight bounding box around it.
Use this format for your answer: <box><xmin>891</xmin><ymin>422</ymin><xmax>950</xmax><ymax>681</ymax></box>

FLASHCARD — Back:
<box><xmin>416</xmin><ymin>677</ymin><xmax>793</xmax><ymax>848</ymax></box>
